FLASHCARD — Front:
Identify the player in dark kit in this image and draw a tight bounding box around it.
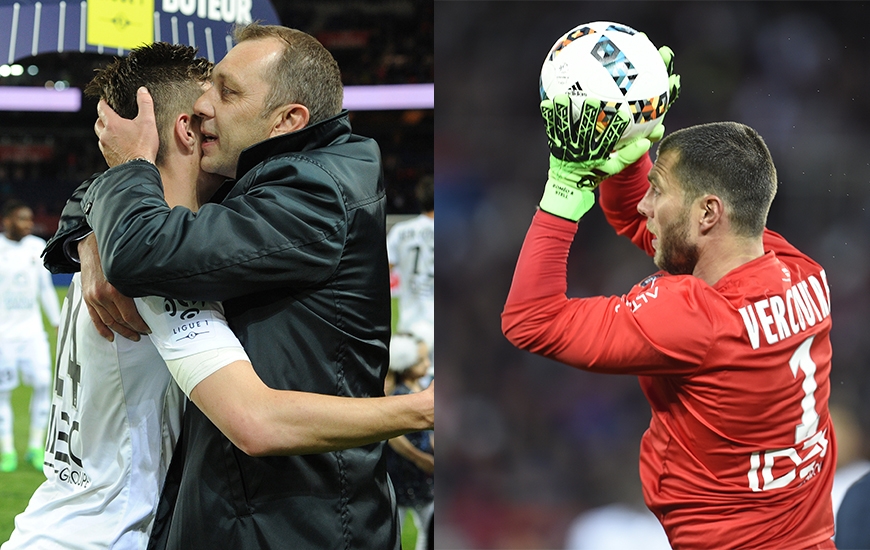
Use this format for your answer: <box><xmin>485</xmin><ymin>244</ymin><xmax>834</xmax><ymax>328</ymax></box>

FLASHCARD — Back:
<box><xmin>502</xmin><ymin>76</ymin><xmax>837</xmax><ymax>546</ymax></box>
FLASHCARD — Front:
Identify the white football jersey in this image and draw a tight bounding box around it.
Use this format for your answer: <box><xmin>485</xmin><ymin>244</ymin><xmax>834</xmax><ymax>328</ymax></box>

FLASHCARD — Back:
<box><xmin>3</xmin><ymin>273</ymin><xmax>242</xmax><ymax>550</ymax></box>
<box><xmin>386</xmin><ymin>214</ymin><xmax>434</xmax><ymax>332</ymax></box>
<box><xmin>0</xmin><ymin>234</ymin><xmax>61</xmax><ymax>340</ymax></box>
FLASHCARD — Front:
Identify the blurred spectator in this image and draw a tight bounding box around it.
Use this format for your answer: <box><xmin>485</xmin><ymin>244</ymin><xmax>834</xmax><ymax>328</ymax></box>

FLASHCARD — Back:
<box><xmin>830</xmin><ymin>405</ymin><xmax>870</xmax><ymax>528</ymax></box>
<box><xmin>0</xmin><ymin>199</ymin><xmax>61</xmax><ymax>472</ymax></box>
<box><xmin>387</xmin><ymin>175</ymin><xmax>435</xmax><ymax>338</ymax></box>
<box><xmin>836</xmin><ymin>469</ymin><xmax>870</xmax><ymax>549</ymax></box>
<box><xmin>565</xmin><ymin>502</ymin><xmax>671</xmax><ymax>550</ymax></box>
<box><xmin>387</xmin><ymin>333</ymin><xmax>435</xmax><ymax>550</ymax></box>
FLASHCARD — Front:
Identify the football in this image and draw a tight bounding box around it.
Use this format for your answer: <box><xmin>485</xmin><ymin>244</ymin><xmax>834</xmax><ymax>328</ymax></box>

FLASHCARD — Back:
<box><xmin>540</xmin><ymin>21</ymin><xmax>670</xmax><ymax>146</ymax></box>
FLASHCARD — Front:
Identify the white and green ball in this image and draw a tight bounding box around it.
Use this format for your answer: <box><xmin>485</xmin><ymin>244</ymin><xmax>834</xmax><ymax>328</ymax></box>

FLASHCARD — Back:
<box><xmin>540</xmin><ymin>21</ymin><xmax>670</xmax><ymax>147</ymax></box>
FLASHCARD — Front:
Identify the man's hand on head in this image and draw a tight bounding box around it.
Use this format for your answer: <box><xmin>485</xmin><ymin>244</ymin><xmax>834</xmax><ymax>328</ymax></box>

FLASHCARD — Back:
<box><xmin>78</xmin><ymin>233</ymin><xmax>151</xmax><ymax>342</ymax></box>
<box><xmin>94</xmin><ymin>87</ymin><xmax>160</xmax><ymax>167</ymax></box>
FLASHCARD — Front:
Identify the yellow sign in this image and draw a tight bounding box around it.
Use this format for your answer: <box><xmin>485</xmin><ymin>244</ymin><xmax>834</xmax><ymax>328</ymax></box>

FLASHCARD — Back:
<box><xmin>87</xmin><ymin>0</ymin><xmax>154</xmax><ymax>50</ymax></box>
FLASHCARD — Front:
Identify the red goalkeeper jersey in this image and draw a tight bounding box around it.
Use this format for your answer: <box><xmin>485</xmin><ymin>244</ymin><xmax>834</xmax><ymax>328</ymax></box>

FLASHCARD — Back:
<box><xmin>502</xmin><ymin>155</ymin><xmax>836</xmax><ymax>549</ymax></box>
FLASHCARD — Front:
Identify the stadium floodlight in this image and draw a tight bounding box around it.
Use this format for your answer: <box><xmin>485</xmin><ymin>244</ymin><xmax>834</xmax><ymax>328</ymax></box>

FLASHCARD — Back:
<box><xmin>343</xmin><ymin>84</ymin><xmax>434</xmax><ymax>111</ymax></box>
<box><xmin>0</xmin><ymin>85</ymin><xmax>81</xmax><ymax>111</ymax></box>
<box><xmin>0</xmin><ymin>83</ymin><xmax>433</xmax><ymax>112</ymax></box>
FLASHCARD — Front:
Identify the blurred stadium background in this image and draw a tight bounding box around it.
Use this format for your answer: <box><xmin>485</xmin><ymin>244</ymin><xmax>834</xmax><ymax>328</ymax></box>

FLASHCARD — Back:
<box><xmin>0</xmin><ymin>0</ymin><xmax>432</xmax><ymax>546</ymax></box>
<box><xmin>0</xmin><ymin>0</ymin><xmax>433</xmax><ymax>236</ymax></box>
<box><xmin>436</xmin><ymin>2</ymin><xmax>870</xmax><ymax>548</ymax></box>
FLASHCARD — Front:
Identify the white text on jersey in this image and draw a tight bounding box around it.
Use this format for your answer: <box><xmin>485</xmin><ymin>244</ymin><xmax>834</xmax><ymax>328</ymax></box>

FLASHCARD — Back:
<box><xmin>738</xmin><ymin>270</ymin><xmax>831</xmax><ymax>350</ymax></box>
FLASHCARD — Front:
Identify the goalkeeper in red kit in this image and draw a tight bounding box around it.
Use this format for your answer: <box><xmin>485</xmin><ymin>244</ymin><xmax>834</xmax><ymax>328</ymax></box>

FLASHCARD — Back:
<box><xmin>502</xmin><ymin>51</ymin><xmax>837</xmax><ymax>549</ymax></box>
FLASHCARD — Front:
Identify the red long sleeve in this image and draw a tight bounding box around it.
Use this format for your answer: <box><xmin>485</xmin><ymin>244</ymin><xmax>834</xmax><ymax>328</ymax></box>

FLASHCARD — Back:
<box><xmin>598</xmin><ymin>153</ymin><xmax>655</xmax><ymax>255</ymax></box>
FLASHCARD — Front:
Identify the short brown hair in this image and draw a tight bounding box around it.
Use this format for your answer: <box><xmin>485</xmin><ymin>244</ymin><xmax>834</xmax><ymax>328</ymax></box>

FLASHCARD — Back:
<box><xmin>657</xmin><ymin>121</ymin><xmax>777</xmax><ymax>237</ymax></box>
<box><xmin>234</xmin><ymin>23</ymin><xmax>343</xmax><ymax>125</ymax></box>
<box><xmin>84</xmin><ymin>43</ymin><xmax>213</xmax><ymax>165</ymax></box>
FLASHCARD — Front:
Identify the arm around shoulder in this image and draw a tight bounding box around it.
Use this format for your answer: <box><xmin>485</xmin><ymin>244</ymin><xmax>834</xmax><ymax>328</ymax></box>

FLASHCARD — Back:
<box><xmin>83</xmin><ymin>160</ymin><xmax>349</xmax><ymax>301</ymax></box>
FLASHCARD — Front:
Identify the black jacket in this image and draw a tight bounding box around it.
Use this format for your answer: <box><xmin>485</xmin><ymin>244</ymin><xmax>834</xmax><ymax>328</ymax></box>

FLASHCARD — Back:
<box><xmin>45</xmin><ymin>112</ymin><xmax>398</xmax><ymax>549</ymax></box>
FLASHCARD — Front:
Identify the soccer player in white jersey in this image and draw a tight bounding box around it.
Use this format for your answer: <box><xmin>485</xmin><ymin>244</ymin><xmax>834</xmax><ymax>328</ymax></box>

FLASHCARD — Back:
<box><xmin>387</xmin><ymin>176</ymin><xmax>434</xmax><ymax>366</ymax></box>
<box><xmin>3</xmin><ymin>43</ymin><xmax>433</xmax><ymax>550</ymax></box>
<box><xmin>0</xmin><ymin>200</ymin><xmax>61</xmax><ymax>472</ymax></box>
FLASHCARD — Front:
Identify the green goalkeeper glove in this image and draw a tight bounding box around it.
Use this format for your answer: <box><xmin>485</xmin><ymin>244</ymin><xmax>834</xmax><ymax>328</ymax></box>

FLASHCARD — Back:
<box><xmin>539</xmin><ymin>95</ymin><xmax>650</xmax><ymax>221</ymax></box>
<box><xmin>659</xmin><ymin>45</ymin><xmax>681</xmax><ymax>106</ymax></box>
<box><xmin>647</xmin><ymin>45</ymin><xmax>681</xmax><ymax>143</ymax></box>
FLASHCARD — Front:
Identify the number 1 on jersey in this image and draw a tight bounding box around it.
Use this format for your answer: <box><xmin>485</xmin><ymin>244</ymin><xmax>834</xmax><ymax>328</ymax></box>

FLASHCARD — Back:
<box><xmin>747</xmin><ymin>335</ymin><xmax>828</xmax><ymax>492</ymax></box>
<box><xmin>789</xmin><ymin>336</ymin><xmax>819</xmax><ymax>443</ymax></box>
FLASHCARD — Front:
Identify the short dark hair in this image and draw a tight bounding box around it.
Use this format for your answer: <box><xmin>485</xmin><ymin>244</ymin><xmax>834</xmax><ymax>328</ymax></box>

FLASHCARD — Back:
<box><xmin>416</xmin><ymin>175</ymin><xmax>434</xmax><ymax>212</ymax></box>
<box><xmin>657</xmin><ymin>121</ymin><xmax>777</xmax><ymax>237</ymax></box>
<box><xmin>83</xmin><ymin>43</ymin><xmax>213</xmax><ymax>165</ymax></box>
<box><xmin>2</xmin><ymin>199</ymin><xmax>28</xmax><ymax>219</ymax></box>
<box><xmin>233</xmin><ymin>23</ymin><xmax>343</xmax><ymax>125</ymax></box>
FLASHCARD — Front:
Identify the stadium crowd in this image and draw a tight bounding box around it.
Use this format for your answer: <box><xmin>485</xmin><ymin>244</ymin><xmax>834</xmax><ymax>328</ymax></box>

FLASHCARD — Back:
<box><xmin>436</xmin><ymin>2</ymin><xmax>870</xmax><ymax>548</ymax></box>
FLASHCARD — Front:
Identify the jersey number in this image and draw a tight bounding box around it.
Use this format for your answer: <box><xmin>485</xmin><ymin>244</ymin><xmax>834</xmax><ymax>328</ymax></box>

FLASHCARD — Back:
<box><xmin>747</xmin><ymin>336</ymin><xmax>828</xmax><ymax>492</ymax></box>
<box><xmin>44</xmin><ymin>284</ymin><xmax>84</xmax><ymax>471</ymax></box>
<box><xmin>411</xmin><ymin>245</ymin><xmax>434</xmax><ymax>277</ymax></box>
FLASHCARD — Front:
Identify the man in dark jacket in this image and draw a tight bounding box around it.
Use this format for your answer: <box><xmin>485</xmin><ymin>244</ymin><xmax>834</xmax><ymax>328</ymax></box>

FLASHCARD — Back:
<box><xmin>44</xmin><ymin>24</ymin><xmax>398</xmax><ymax>550</ymax></box>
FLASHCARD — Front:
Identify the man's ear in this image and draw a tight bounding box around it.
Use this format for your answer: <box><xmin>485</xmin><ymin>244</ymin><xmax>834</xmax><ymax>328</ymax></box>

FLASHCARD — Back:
<box><xmin>174</xmin><ymin>113</ymin><xmax>197</xmax><ymax>153</ymax></box>
<box><xmin>270</xmin><ymin>104</ymin><xmax>310</xmax><ymax>137</ymax></box>
<box><xmin>698</xmin><ymin>195</ymin><xmax>724</xmax><ymax>235</ymax></box>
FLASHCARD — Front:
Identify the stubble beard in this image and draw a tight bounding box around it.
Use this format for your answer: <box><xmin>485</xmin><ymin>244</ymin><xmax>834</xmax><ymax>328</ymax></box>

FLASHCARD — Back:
<box><xmin>654</xmin><ymin>210</ymin><xmax>700</xmax><ymax>276</ymax></box>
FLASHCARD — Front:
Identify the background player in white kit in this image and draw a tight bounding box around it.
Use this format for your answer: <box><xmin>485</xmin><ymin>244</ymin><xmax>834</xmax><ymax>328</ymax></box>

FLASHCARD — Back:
<box><xmin>0</xmin><ymin>200</ymin><xmax>61</xmax><ymax>473</ymax></box>
<box><xmin>387</xmin><ymin>175</ymin><xmax>435</xmax><ymax>372</ymax></box>
<box><xmin>3</xmin><ymin>43</ymin><xmax>433</xmax><ymax>550</ymax></box>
